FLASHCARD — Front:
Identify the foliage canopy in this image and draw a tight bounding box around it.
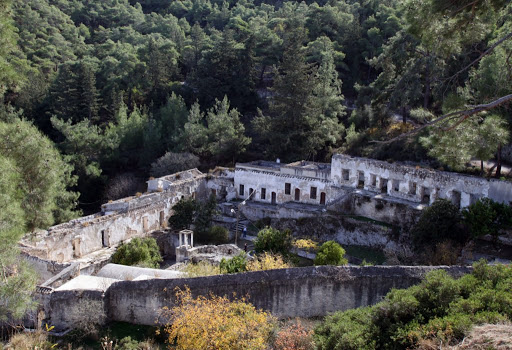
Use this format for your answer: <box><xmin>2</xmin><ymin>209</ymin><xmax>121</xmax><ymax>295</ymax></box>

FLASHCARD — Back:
<box><xmin>111</xmin><ymin>237</ymin><xmax>162</xmax><ymax>268</ymax></box>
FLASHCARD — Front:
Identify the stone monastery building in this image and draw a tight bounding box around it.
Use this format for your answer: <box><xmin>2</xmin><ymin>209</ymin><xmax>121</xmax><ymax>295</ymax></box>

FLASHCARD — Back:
<box><xmin>21</xmin><ymin>154</ymin><xmax>512</xmax><ymax>278</ymax></box>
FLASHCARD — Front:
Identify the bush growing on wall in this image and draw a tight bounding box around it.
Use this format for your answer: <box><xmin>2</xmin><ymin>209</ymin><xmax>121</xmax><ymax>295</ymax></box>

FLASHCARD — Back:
<box><xmin>411</xmin><ymin>199</ymin><xmax>468</xmax><ymax>250</ymax></box>
<box><xmin>161</xmin><ymin>287</ymin><xmax>275</xmax><ymax>350</ymax></box>
<box><xmin>314</xmin><ymin>241</ymin><xmax>347</xmax><ymax>266</ymax></box>
<box><xmin>111</xmin><ymin>237</ymin><xmax>162</xmax><ymax>268</ymax></box>
<box><xmin>254</xmin><ymin>227</ymin><xmax>291</xmax><ymax>255</ymax></box>
<box><xmin>193</xmin><ymin>194</ymin><xmax>218</xmax><ymax>242</ymax></box>
<box><xmin>314</xmin><ymin>261</ymin><xmax>512</xmax><ymax>350</ymax></box>
<box><xmin>462</xmin><ymin>198</ymin><xmax>512</xmax><ymax>238</ymax></box>
<box><xmin>208</xmin><ymin>225</ymin><xmax>229</xmax><ymax>244</ymax></box>
<box><xmin>219</xmin><ymin>252</ymin><xmax>247</xmax><ymax>274</ymax></box>
<box><xmin>246</xmin><ymin>252</ymin><xmax>291</xmax><ymax>271</ymax></box>
<box><xmin>168</xmin><ymin>197</ymin><xmax>197</xmax><ymax>230</ymax></box>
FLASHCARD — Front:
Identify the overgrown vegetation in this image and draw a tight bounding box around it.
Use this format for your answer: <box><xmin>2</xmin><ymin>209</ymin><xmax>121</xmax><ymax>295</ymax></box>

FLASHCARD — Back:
<box><xmin>246</xmin><ymin>252</ymin><xmax>292</xmax><ymax>271</ymax></box>
<box><xmin>411</xmin><ymin>198</ymin><xmax>512</xmax><ymax>264</ymax></box>
<box><xmin>274</xmin><ymin>321</ymin><xmax>316</xmax><ymax>350</ymax></box>
<box><xmin>168</xmin><ymin>195</ymin><xmax>219</xmax><ymax>243</ymax></box>
<box><xmin>314</xmin><ymin>241</ymin><xmax>348</xmax><ymax>266</ymax></box>
<box><xmin>111</xmin><ymin>237</ymin><xmax>162</xmax><ymax>268</ymax></box>
<box><xmin>207</xmin><ymin>225</ymin><xmax>229</xmax><ymax>245</ymax></box>
<box><xmin>161</xmin><ymin>287</ymin><xmax>276</xmax><ymax>350</ymax></box>
<box><xmin>168</xmin><ymin>197</ymin><xmax>197</xmax><ymax>230</ymax></box>
<box><xmin>462</xmin><ymin>197</ymin><xmax>512</xmax><ymax>238</ymax></box>
<box><xmin>411</xmin><ymin>199</ymin><xmax>468</xmax><ymax>254</ymax></box>
<box><xmin>219</xmin><ymin>252</ymin><xmax>248</xmax><ymax>274</ymax></box>
<box><xmin>254</xmin><ymin>226</ymin><xmax>292</xmax><ymax>255</ymax></box>
<box><xmin>314</xmin><ymin>261</ymin><xmax>512</xmax><ymax>350</ymax></box>
<box><xmin>180</xmin><ymin>260</ymin><xmax>221</xmax><ymax>278</ymax></box>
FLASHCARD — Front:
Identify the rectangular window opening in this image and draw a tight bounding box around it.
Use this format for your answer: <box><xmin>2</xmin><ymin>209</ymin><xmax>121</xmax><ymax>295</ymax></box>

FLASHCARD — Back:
<box><xmin>310</xmin><ymin>186</ymin><xmax>317</xmax><ymax>199</ymax></box>
<box><xmin>342</xmin><ymin>169</ymin><xmax>350</xmax><ymax>181</ymax></box>
<box><xmin>421</xmin><ymin>187</ymin><xmax>431</xmax><ymax>204</ymax></box>
<box><xmin>239</xmin><ymin>184</ymin><xmax>245</xmax><ymax>197</ymax></box>
<box><xmin>409</xmin><ymin>182</ymin><xmax>417</xmax><ymax>195</ymax></box>
<box><xmin>357</xmin><ymin>171</ymin><xmax>365</xmax><ymax>189</ymax></box>
<box><xmin>370</xmin><ymin>174</ymin><xmax>377</xmax><ymax>187</ymax></box>
<box><xmin>261</xmin><ymin>188</ymin><xmax>266</xmax><ymax>200</ymax></box>
<box><xmin>285</xmin><ymin>183</ymin><xmax>291</xmax><ymax>195</ymax></box>
<box><xmin>381</xmin><ymin>178</ymin><xmax>388</xmax><ymax>194</ymax></box>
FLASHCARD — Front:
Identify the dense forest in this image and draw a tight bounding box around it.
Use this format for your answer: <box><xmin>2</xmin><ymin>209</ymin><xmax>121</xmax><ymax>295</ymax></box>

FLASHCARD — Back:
<box><xmin>0</xmin><ymin>0</ymin><xmax>511</xmax><ymax>217</ymax></box>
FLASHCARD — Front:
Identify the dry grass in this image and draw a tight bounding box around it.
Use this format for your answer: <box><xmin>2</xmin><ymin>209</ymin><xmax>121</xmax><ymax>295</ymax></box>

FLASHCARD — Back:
<box><xmin>5</xmin><ymin>331</ymin><xmax>56</xmax><ymax>350</ymax></box>
<box><xmin>179</xmin><ymin>260</ymin><xmax>221</xmax><ymax>277</ymax></box>
<box><xmin>454</xmin><ymin>323</ymin><xmax>512</xmax><ymax>350</ymax></box>
<box><xmin>416</xmin><ymin>323</ymin><xmax>512</xmax><ymax>350</ymax></box>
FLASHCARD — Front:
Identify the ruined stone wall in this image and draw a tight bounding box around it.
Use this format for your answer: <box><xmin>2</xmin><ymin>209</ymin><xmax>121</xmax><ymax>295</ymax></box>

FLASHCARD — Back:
<box><xmin>44</xmin><ymin>265</ymin><xmax>471</xmax><ymax>330</ymax></box>
<box><xmin>22</xmin><ymin>174</ymin><xmax>208</xmax><ymax>263</ymax></box>
<box><xmin>350</xmin><ymin>193</ymin><xmax>422</xmax><ymax>229</ymax></box>
<box><xmin>21</xmin><ymin>253</ymin><xmax>72</xmax><ymax>284</ymax></box>
<box><xmin>331</xmin><ymin>154</ymin><xmax>512</xmax><ymax>208</ymax></box>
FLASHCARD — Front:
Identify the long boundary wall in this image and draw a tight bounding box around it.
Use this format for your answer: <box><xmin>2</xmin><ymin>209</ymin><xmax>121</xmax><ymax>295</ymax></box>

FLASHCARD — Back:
<box><xmin>45</xmin><ymin>265</ymin><xmax>471</xmax><ymax>330</ymax></box>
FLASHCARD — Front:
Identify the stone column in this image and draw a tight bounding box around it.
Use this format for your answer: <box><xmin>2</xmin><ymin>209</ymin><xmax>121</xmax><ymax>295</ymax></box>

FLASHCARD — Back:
<box><xmin>460</xmin><ymin>192</ymin><xmax>471</xmax><ymax>208</ymax></box>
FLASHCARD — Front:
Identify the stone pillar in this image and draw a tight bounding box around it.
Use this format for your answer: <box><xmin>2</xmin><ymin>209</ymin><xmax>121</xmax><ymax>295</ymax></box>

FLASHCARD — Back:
<box><xmin>460</xmin><ymin>192</ymin><xmax>471</xmax><ymax>208</ymax></box>
<box><xmin>179</xmin><ymin>233</ymin><xmax>183</xmax><ymax>247</ymax></box>
<box><xmin>363</xmin><ymin>172</ymin><xmax>369</xmax><ymax>190</ymax></box>
<box><xmin>190</xmin><ymin>232</ymin><xmax>194</xmax><ymax>247</ymax></box>
<box><xmin>387</xmin><ymin>179</ymin><xmax>393</xmax><ymax>196</ymax></box>
<box><xmin>430</xmin><ymin>188</ymin><xmax>439</xmax><ymax>205</ymax></box>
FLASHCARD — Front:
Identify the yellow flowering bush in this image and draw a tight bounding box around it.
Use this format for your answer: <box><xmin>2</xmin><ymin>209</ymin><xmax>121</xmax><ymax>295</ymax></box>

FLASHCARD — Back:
<box><xmin>246</xmin><ymin>252</ymin><xmax>291</xmax><ymax>271</ymax></box>
<box><xmin>292</xmin><ymin>239</ymin><xmax>318</xmax><ymax>253</ymax></box>
<box><xmin>179</xmin><ymin>261</ymin><xmax>221</xmax><ymax>277</ymax></box>
<box><xmin>161</xmin><ymin>288</ymin><xmax>276</xmax><ymax>350</ymax></box>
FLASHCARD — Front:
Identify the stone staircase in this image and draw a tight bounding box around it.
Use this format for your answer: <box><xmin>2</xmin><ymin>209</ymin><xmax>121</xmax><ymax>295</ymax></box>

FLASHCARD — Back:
<box><xmin>229</xmin><ymin>206</ymin><xmax>251</xmax><ymax>237</ymax></box>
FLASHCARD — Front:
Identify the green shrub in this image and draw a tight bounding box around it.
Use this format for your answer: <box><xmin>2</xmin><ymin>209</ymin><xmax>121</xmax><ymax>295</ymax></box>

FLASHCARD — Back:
<box><xmin>115</xmin><ymin>336</ymin><xmax>140</xmax><ymax>350</ymax></box>
<box><xmin>462</xmin><ymin>198</ymin><xmax>512</xmax><ymax>238</ymax></box>
<box><xmin>219</xmin><ymin>252</ymin><xmax>247</xmax><ymax>274</ymax></box>
<box><xmin>208</xmin><ymin>225</ymin><xmax>229</xmax><ymax>244</ymax></box>
<box><xmin>168</xmin><ymin>197</ymin><xmax>197</xmax><ymax>230</ymax></box>
<box><xmin>254</xmin><ymin>217</ymin><xmax>271</xmax><ymax>229</ymax></box>
<box><xmin>411</xmin><ymin>199</ymin><xmax>468</xmax><ymax>250</ymax></box>
<box><xmin>193</xmin><ymin>194</ymin><xmax>218</xmax><ymax>242</ymax></box>
<box><xmin>314</xmin><ymin>241</ymin><xmax>347</xmax><ymax>266</ymax></box>
<box><xmin>314</xmin><ymin>262</ymin><xmax>512</xmax><ymax>349</ymax></box>
<box><xmin>314</xmin><ymin>307</ymin><xmax>376</xmax><ymax>350</ymax></box>
<box><xmin>254</xmin><ymin>226</ymin><xmax>291</xmax><ymax>254</ymax></box>
<box><xmin>111</xmin><ymin>237</ymin><xmax>162</xmax><ymax>268</ymax></box>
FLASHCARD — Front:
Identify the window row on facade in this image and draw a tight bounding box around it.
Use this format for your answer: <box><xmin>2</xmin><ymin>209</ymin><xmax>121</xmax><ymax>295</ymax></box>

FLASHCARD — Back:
<box><xmin>238</xmin><ymin>182</ymin><xmax>326</xmax><ymax>205</ymax></box>
<box><xmin>339</xmin><ymin>168</ymin><xmax>478</xmax><ymax>208</ymax></box>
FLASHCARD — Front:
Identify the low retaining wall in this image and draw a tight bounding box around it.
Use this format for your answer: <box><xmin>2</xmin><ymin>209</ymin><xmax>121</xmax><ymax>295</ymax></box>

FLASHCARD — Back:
<box><xmin>44</xmin><ymin>265</ymin><xmax>471</xmax><ymax>330</ymax></box>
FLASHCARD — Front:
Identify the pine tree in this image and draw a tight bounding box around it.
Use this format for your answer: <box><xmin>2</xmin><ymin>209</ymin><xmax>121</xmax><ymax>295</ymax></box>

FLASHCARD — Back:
<box><xmin>254</xmin><ymin>28</ymin><xmax>344</xmax><ymax>161</ymax></box>
<box><xmin>183</xmin><ymin>96</ymin><xmax>251</xmax><ymax>164</ymax></box>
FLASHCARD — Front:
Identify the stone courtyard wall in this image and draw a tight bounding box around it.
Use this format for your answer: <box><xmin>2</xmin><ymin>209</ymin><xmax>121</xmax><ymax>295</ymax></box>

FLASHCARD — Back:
<box><xmin>44</xmin><ymin>265</ymin><xmax>471</xmax><ymax>330</ymax></box>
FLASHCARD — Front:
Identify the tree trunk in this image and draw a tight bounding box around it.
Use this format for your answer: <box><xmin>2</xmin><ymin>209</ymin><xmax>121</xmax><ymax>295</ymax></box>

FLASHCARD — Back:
<box><xmin>496</xmin><ymin>144</ymin><xmax>502</xmax><ymax>178</ymax></box>
<box><xmin>423</xmin><ymin>59</ymin><xmax>431</xmax><ymax>109</ymax></box>
<box><xmin>480</xmin><ymin>160</ymin><xmax>484</xmax><ymax>175</ymax></box>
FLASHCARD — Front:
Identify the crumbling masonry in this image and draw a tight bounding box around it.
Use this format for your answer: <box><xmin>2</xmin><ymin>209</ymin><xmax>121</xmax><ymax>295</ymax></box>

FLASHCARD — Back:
<box><xmin>22</xmin><ymin>154</ymin><xmax>512</xmax><ymax>274</ymax></box>
<box><xmin>20</xmin><ymin>154</ymin><xmax>512</xmax><ymax>330</ymax></box>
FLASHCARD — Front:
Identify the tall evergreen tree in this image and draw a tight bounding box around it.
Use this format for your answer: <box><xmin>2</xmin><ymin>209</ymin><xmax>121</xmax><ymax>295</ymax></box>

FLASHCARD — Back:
<box><xmin>183</xmin><ymin>96</ymin><xmax>251</xmax><ymax>164</ymax></box>
<box><xmin>254</xmin><ymin>28</ymin><xmax>344</xmax><ymax>161</ymax></box>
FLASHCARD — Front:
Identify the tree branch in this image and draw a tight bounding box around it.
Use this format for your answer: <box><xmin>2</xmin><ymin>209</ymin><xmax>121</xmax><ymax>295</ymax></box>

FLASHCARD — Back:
<box><xmin>447</xmin><ymin>31</ymin><xmax>512</xmax><ymax>82</ymax></box>
<box><xmin>371</xmin><ymin>93</ymin><xmax>512</xmax><ymax>144</ymax></box>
